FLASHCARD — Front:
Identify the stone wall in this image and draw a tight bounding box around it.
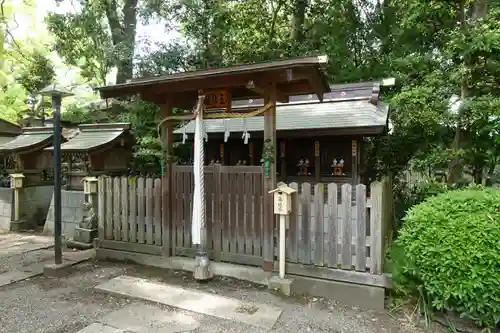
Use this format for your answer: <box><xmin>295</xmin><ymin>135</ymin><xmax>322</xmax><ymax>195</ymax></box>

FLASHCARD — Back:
<box><xmin>0</xmin><ymin>188</ymin><xmax>13</xmax><ymax>231</ymax></box>
<box><xmin>18</xmin><ymin>185</ymin><xmax>54</xmax><ymax>229</ymax></box>
<box><xmin>0</xmin><ymin>185</ymin><xmax>52</xmax><ymax>231</ymax></box>
<box><xmin>43</xmin><ymin>190</ymin><xmax>85</xmax><ymax>239</ymax></box>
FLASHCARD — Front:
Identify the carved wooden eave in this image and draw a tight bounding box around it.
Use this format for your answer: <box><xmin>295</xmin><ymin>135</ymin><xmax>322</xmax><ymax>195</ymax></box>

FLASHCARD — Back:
<box><xmin>95</xmin><ymin>56</ymin><xmax>331</xmax><ymax>108</ymax></box>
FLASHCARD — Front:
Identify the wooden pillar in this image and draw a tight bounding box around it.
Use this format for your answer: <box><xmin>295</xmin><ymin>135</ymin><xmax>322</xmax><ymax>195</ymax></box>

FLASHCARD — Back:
<box><xmin>219</xmin><ymin>143</ymin><xmax>225</xmax><ymax>165</ymax></box>
<box><xmin>280</xmin><ymin>140</ymin><xmax>287</xmax><ymax>182</ymax></box>
<box><xmin>263</xmin><ymin>83</ymin><xmax>277</xmax><ymax>271</ymax></box>
<box><xmin>314</xmin><ymin>141</ymin><xmax>320</xmax><ymax>182</ymax></box>
<box><xmin>160</xmin><ymin>100</ymin><xmax>173</xmax><ymax>256</ymax></box>
<box><xmin>351</xmin><ymin>139</ymin><xmax>358</xmax><ymax>185</ymax></box>
<box><xmin>249</xmin><ymin>142</ymin><xmax>254</xmax><ymax>165</ymax></box>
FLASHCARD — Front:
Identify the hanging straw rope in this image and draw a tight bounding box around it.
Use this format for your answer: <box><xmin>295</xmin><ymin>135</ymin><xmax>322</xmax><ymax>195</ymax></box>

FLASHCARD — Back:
<box><xmin>157</xmin><ymin>101</ymin><xmax>274</xmax><ymax>136</ymax></box>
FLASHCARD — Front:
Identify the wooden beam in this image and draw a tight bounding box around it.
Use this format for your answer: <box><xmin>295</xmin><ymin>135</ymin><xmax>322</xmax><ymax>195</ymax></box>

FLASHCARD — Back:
<box><xmin>302</xmin><ymin>67</ymin><xmax>327</xmax><ymax>102</ymax></box>
<box><xmin>246</xmin><ymin>80</ymin><xmax>289</xmax><ymax>103</ymax></box>
<box><xmin>262</xmin><ymin>82</ymin><xmax>277</xmax><ymax>272</ymax></box>
<box><xmin>160</xmin><ymin>100</ymin><xmax>173</xmax><ymax>256</ymax></box>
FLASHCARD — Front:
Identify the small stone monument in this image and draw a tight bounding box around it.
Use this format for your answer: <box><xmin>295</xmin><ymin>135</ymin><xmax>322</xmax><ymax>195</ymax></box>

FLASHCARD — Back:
<box><xmin>67</xmin><ymin>176</ymin><xmax>98</xmax><ymax>250</ymax></box>
<box><xmin>69</xmin><ymin>200</ymin><xmax>98</xmax><ymax>249</ymax></box>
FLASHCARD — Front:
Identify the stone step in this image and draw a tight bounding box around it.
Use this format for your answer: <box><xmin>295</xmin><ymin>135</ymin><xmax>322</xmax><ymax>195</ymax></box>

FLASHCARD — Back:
<box><xmin>95</xmin><ymin>275</ymin><xmax>282</xmax><ymax>330</ymax></box>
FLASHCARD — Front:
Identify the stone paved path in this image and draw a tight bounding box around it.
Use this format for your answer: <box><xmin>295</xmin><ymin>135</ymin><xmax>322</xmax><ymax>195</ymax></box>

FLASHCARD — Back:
<box><xmin>0</xmin><ymin>232</ymin><xmax>55</xmax><ymax>287</ymax></box>
<box><xmin>0</xmin><ymin>232</ymin><xmax>92</xmax><ymax>288</ymax></box>
<box><xmin>0</xmin><ymin>232</ymin><xmax>54</xmax><ymax>259</ymax></box>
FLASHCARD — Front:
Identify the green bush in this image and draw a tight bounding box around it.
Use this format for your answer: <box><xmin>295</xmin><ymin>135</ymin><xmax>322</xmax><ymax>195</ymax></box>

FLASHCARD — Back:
<box><xmin>393</xmin><ymin>178</ymin><xmax>450</xmax><ymax>231</ymax></box>
<box><xmin>392</xmin><ymin>186</ymin><xmax>500</xmax><ymax>326</ymax></box>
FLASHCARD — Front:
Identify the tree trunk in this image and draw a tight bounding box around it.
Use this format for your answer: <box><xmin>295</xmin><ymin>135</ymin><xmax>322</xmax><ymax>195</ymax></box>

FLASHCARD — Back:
<box><xmin>104</xmin><ymin>0</ymin><xmax>138</xmax><ymax>84</ymax></box>
<box><xmin>448</xmin><ymin>0</ymin><xmax>488</xmax><ymax>184</ymax></box>
<box><xmin>290</xmin><ymin>0</ymin><xmax>307</xmax><ymax>43</ymax></box>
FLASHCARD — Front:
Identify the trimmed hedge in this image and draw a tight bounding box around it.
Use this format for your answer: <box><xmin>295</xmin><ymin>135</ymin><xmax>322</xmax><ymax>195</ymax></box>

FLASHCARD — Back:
<box><xmin>392</xmin><ymin>186</ymin><xmax>500</xmax><ymax>326</ymax></box>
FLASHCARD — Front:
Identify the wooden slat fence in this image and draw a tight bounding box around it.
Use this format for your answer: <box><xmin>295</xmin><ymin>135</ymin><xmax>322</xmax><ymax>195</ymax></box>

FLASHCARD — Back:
<box><xmin>96</xmin><ymin>168</ymin><xmax>392</xmax><ymax>285</ymax></box>
<box><xmin>280</xmin><ymin>181</ymin><xmax>392</xmax><ymax>280</ymax></box>
<box><xmin>97</xmin><ymin>175</ymin><xmax>164</xmax><ymax>255</ymax></box>
<box><xmin>172</xmin><ymin>165</ymin><xmax>264</xmax><ymax>266</ymax></box>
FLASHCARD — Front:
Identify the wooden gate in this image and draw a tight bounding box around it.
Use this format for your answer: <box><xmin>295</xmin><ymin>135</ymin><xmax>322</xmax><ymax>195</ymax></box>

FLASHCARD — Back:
<box><xmin>172</xmin><ymin>165</ymin><xmax>264</xmax><ymax>266</ymax></box>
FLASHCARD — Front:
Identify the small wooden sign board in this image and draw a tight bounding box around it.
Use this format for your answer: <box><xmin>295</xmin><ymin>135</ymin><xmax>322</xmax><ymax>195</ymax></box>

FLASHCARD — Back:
<box><xmin>204</xmin><ymin>89</ymin><xmax>231</xmax><ymax>112</ymax></box>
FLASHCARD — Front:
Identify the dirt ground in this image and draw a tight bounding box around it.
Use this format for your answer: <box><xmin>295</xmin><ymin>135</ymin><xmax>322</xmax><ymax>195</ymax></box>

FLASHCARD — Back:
<box><xmin>0</xmin><ymin>256</ymin><xmax>451</xmax><ymax>333</ymax></box>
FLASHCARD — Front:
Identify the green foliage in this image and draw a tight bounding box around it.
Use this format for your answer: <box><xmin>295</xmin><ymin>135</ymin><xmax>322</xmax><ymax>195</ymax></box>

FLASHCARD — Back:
<box><xmin>393</xmin><ymin>178</ymin><xmax>450</xmax><ymax>230</ymax></box>
<box><xmin>0</xmin><ymin>0</ymin><xmax>54</xmax><ymax>123</ymax></box>
<box><xmin>392</xmin><ymin>187</ymin><xmax>500</xmax><ymax>326</ymax></box>
<box><xmin>46</xmin><ymin>7</ymin><xmax>112</xmax><ymax>85</ymax></box>
<box><xmin>16</xmin><ymin>50</ymin><xmax>55</xmax><ymax>95</ymax></box>
<box><xmin>46</xmin><ymin>0</ymin><xmax>139</xmax><ymax>84</ymax></box>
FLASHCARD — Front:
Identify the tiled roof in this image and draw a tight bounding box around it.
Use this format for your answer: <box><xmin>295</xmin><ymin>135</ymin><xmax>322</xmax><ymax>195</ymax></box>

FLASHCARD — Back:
<box><xmin>46</xmin><ymin>123</ymin><xmax>130</xmax><ymax>152</ymax></box>
<box><xmin>0</xmin><ymin>128</ymin><xmax>53</xmax><ymax>152</ymax></box>
<box><xmin>175</xmin><ymin>99</ymin><xmax>389</xmax><ymax>134</ymax></box>
<box><xmin>0</xmin><ymin>136</ymin><xmax>15</xmax><ymax>146</ymax></box>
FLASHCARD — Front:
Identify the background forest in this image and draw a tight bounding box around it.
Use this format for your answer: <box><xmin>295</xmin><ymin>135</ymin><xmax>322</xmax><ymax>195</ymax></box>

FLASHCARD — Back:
<box><xmin>1</xmin><ymin>0</ymin><xmax>500</xmax><ymax>197</ymax></box>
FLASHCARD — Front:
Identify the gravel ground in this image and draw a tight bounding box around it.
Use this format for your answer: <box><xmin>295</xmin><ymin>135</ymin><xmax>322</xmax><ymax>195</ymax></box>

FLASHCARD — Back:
<box><xmin>0</xmin><ymin>258</ymin><xmax>450</xmax><ymax>333</ymax></box>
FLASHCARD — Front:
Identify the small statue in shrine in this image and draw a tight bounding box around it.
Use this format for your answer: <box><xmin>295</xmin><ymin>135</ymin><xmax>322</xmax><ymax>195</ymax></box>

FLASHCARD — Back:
<box><xmin>236</xmin><ymin>160</ymin><xmax>242</xmax><ymax>166</ymax></box>
<box><xmin>215</xmin><ymin>159</ymin><xmax>220</xmax><ymax>164</ymax></box>
<box><xmin>242</xmin><ymin>160</ymin><xmax>247</xmax><ymax>165</ymax></box>
<box><xmin>297</xmin><ymin>158</ymin><xmax>310</xmax><ymax>176</ymax></box>
<box><xmin>209</xmin><ymin>159</ymin><xmax>216</xmax><ymax>165</ymax></box>
<box><xmin>331</xmin><ymin>157</ymin><xmax>345</xmax><ymax>176</ymax></box>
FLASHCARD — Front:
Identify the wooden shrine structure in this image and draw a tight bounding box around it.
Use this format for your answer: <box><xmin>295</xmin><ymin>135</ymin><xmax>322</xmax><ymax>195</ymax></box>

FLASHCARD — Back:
<box><xmin>94</xmin><ymin>57</ymin><xmax>393</xmax><ymax>309</ymax></box>
<box><xmin>0</xmin><ymin>127</ymin><xmax>60</xmax><ymax>186</ymax></box>
<box><xmin>174</xmin><ymin>81</ymin><xmax>390</xmax><ymax>186</ymax></box>
<box><xmin>97</xmin><ymin>56</ymin><xmax>331</xmax><ymax>270</ymax></box>
<box><xmin>45</xmin><ymin>123</ymin><xmax>133</xmax><ymax>190</ymax></box>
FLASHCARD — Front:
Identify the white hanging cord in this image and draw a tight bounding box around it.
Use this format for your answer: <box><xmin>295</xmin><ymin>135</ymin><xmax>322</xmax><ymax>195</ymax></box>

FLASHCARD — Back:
<box><xmin>182</xmin><ymin>124</ymin><xmax>188</xmax><ymax>144</ymax></box>
<box><xmin>192</xmin><ymin>95</ymin><xmax>205</xmax><ymax>245</ymax></box>
<box><xmin>224</xmin><ymin>119</ymin><xmax>230</xmax><ymax>142</ymax></box>
<box><xmin>242</xmin><ymin>118</ymin><xmax>250</xmax><ymax>144</ymax></box>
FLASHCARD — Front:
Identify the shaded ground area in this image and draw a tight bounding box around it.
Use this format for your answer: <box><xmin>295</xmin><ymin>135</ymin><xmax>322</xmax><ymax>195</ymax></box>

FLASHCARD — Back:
<box><xmin>0</xmin><ymin>259</ymin><xmax>448</xmax><ymax>333</ymax></box>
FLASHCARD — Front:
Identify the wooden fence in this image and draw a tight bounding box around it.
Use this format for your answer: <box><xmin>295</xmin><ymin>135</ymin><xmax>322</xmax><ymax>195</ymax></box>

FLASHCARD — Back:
<box><xmin>97</xmin><ymin>176</ymin><xmax>165</xmax><ymax>255</ymax></box>
<box><xmin>96</xmin><ymin>167</ymin><xmax>392</xmax><ymax>285</ymax></box>
<box><xmin>281</xmin><ymin>181</ymin><xmax>392</xmax><ymax>279</ymax></box>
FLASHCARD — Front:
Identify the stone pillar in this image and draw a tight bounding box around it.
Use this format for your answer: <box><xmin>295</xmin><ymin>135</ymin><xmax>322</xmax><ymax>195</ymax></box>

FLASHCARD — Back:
<box><xmin>9</xmin><ymin>173</ymin><xmax>25</xmax><ymax>232</ymax></box>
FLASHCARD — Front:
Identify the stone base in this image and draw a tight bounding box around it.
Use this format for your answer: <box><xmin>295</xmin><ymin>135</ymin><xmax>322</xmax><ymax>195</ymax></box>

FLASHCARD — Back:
<box><xmin>10</xmin><ymin>219</ymin><xmax>28</xmax><ymax>232</ymax></box>
<box><xmin>268</xmin><ymin>276</ymin><xmax>294</xmax><ymax>296</ymax></box>
<box><xmin>66</xmin><ymin>239</ymin><xmax>94</xmax><ymax>250</ymax></box>
<box><xmin>43</xmin><ymin>249</ymin><xmax>95</xmax><ymax>277</ymax></box>
<box><xmin>193</xmin><ymin>252</ymin><xmax>213</xmax><ymax>281</ymax></box>
<box><xmin>73</xmin><ymin>227</ymin><xmax>97</xmax><ymax>244</ymax></box>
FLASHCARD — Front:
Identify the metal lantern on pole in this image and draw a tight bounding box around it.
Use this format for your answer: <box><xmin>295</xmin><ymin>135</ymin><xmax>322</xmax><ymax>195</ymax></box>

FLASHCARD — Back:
<box><xmin>39</xmin><ymin>83</ymin><xmax>73</xmax><ymax>265</ymax></box>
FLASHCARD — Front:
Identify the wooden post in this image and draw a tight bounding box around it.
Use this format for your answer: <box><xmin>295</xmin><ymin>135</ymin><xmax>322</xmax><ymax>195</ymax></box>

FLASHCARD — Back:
<box><xmin>263</xmin><ymin>83</ymin><xmax>277</xmax><ymax>271</ymax></box>
<box><xmin>219</xmin><ymin>143</ymin><xmax>225</xmax><ymax>165</ymax></box>
<box><xmin>249</xmin><ymin>142</ymin><xmax>254</xmax><ymax>165</ymax></box>
<box><xmin>351</xmin><ymin>139</ymin><xmax>358</xmax><ymax>185</ymax></box>
<box><xmin>160</xmin><ymin>100</ymin><xmax>173</xmax><ymax>256</ymax></box>
<box><xmin>314</xmin><ymin>141</ymin><xmax>320</xmax><ymax>182</ymax></box>
<box><xmin>280</xmin><ymin>140</ymin><xmax>287</xmax><ymax>182</ymax></box>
